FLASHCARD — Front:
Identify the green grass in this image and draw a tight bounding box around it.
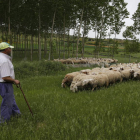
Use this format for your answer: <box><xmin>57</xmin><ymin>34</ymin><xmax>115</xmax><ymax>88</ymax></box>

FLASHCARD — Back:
<box><xmin>1</xmin><ymin>47</ymin><xmax>140</xmax><ymax>139</ymax></box>
<box><xmin>1</xmin><ymin>75</ymin><xmax>140</xmax><ymax>139</ymax></box>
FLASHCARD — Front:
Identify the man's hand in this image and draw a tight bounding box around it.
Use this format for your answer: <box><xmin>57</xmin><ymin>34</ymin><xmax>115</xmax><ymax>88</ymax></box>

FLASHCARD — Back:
<box><xmin>2</xmin><ymin>77</ymin><xmax>20</xmax><ymax>87</ymax></box>
<box><xmin>13</xmin><ymin>80</ymin><xmax>20</xmax><ymax>87</ymax></box>
<box><xmin>14</xmin><ymin>80</ymin><xmax>20</xmax><ymax>85</ymax></box>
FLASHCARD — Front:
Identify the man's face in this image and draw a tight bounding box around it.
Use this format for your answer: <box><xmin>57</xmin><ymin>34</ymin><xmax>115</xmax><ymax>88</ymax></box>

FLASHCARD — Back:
<box><xmin>6</xmin><ymin>47</ymin><xmax>11</xmax><ymax>55</ymax></box>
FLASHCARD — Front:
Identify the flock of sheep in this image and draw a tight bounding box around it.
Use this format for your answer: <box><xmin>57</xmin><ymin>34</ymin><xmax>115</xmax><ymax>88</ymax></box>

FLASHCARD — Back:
<box><xmin>61</xmin><ymin>62</ymin><xmax>140</xmax><ymax>92</ymax></box>
<box><xmin>54</xmin><ymin>57</ymin><xmax>118</xmax><ymax>67</ymax></box>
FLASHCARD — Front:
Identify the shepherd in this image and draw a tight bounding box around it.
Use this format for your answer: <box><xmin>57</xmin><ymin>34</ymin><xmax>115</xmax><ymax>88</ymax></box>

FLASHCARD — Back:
<box><xmin>0</xmin><ymin>42</ymin><xmax>21</xmax><ymax>124</ymax></box>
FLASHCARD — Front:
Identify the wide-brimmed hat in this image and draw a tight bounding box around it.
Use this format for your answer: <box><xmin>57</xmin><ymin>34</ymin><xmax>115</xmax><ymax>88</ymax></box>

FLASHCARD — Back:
<box><xmin>0</xmin><ymin>42</ymin><xmax>14</xmax><ymax>50</ymax></box>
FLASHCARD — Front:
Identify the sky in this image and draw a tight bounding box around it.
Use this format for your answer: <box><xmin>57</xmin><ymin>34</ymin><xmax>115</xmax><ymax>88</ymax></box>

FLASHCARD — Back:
<box><xmin>87</xmin><ymin>0</ymin><xmax>140</xmax><ymax>39</ymax></box>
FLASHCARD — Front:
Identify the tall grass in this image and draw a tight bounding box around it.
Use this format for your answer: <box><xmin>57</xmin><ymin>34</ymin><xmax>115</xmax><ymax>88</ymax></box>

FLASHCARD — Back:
<box><xmin>1</xmin><ymin>75</ymin><xmax>140</xmax><ymax>139</ymax></box>
<box><xmin>1</xmin><ymin>61</ymin><xmax>140</xmax><ymax>139</ymax></box>
<box><xmin>14</xmin><ymin>60</ymin><xmax>66</xmax><ymax>79</ymax></box>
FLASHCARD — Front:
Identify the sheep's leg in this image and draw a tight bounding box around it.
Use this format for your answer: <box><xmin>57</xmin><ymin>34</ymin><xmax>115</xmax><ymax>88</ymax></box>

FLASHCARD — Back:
<box><xmin>106</xmin><ymin>81</ymin><xmax>109</xmax><ymax>87</ymax></box>
<box><xmin>73</xmin><ymin>82</ymin><xmax>82</xmax><ymax>92</ymax></box>
<box><xmin>92</xmin><ymin>85</ymin><xmax>97</xmax><ymax>91</ymax></box>
<box><xmin>120</xmin><ymin>77</ymin><xmax>123</xmax><ymax>82</ymax></box>
<box><xmin>61</xmin><ymin>83</ymin><xmax>66</xmax><ymax>88</ymax></box>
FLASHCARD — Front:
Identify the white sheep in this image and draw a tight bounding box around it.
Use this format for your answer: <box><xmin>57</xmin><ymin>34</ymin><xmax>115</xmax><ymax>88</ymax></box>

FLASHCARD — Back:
<box><xmin>87</xmin><ymin>68</ymin><xmax>101</xmax><ymax>75</ymax></box>
<box><xmin>70</xmin><ymin>73</ymin><xmax>87</xmax><ymax>92</ymax></box>
<box><xmin>109</xmin><ymin>66</ymin><xmax>124</xmax><ymax>71</ymax></box>
<box><xmin>101</xmin><ymin>70</ymin><xmax>122</xmax><ymax>84</ymax></box>
<box><xmin>133</xmin><ymin>70</ymin><xmax>140</xmax><ymax>80</ymax></box>
<box><xmin>61</xmin><ymin>71</ymin><xmax>80</xmax><ymax>87</ymax></box>
<box><xmin>119</xmin><ymin>69</ymin><xmax>134</xmax><ymax>80</ymax></box>
<box><xmin>80</xmin><ymin>69</ymin><xmax>91</xmax><ymax>74</ymax></box>
<box><xmin>70</xmin><ymin>73</ymin><xmax>109</xmax><ymax>92</ymax></box>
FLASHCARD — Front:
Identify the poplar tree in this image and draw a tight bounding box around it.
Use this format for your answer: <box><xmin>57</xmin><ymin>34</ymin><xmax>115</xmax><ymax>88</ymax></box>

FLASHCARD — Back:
<box><xmin>132</xmin><ymin>3</ymin><xmax>140</xmax><ymax>35</ymax></box>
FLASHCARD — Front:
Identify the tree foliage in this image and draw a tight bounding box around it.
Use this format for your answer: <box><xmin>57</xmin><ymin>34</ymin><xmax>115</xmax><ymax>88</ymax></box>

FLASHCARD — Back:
<box><xmin>0</xmin><ymin>0</ymin><xmax>132</xmax><ymax>60</ymax></box>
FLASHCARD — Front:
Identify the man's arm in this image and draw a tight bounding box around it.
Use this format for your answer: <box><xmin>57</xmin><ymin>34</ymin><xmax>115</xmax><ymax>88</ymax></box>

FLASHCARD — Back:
<box><xmin>2</xmin><ymin>76</ymin><xmax>20</xmax><ymax>85</ymax></box>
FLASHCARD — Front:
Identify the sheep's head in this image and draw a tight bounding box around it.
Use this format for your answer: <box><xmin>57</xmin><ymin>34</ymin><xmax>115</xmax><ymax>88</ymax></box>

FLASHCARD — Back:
<box><xmin>120</xmin><ymin>67</ymin><xmax>124</xmax><ymax>70</ymax></box>
<box><xmin>82</xmin><ymin>79</ymin><xmax>93</xmax><ymax>86</ymax></box>
<box><xmin>109</xmin><ymin>67</ymin><xmax>113</xmax><ymax>70</ymax></box>
<box><xmin>73</xmin><ymin>85</ymin><xmax>78</xmax><ymax>92</ymax></box>
<box><xmin>61</xmin><ymin>75</ymin><xmax>73</xmax><ymax>87</ymax></box>
<box><xmin>81</xmin><ymin>71</ymin><xmax>88</xmax><ymax>74</ymax></box>
<box><xmin>130</xmin><ymin>69</ymin><xmax>134</xmax><ymax>74</ymax></box>
<box><xmin>91</xmin><ymin>72</ymin><xmax>98</xmax><ymax>75</ymax></box>
<box><xmin>138</xmin><ymin>65</ymin><xmax>140</xmax><ymax>69</ymax></box>
<box><xmin>82</xmin><ymin>80</ymin><xmax>88</xmax><ymax>86</ymax></box>
<box><xmin>134</xmin><ymin>72</ymin><xmax>139</xmax><ymax>78</ymax></box>
<box><xmin>61</xmin><ymin>83</ymin><xmax>66</xmax><ymax>88</ymax></box>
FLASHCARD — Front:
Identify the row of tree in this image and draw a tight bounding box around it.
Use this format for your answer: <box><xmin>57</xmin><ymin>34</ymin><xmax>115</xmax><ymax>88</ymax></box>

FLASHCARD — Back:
<box><xmin>0</xmin><ymin>0</ymin><xmax>140</xmax><ymax>60</ymax></box>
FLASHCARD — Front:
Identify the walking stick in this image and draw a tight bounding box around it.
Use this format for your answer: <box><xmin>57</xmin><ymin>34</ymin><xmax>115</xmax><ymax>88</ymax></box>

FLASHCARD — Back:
<box><xmin>18</xmin><ymin>84</ymin><xmax>33</xmax><ymax>116</ymax></box>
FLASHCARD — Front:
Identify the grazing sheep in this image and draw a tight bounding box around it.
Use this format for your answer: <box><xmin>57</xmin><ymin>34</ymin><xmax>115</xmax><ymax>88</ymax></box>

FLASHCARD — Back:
<box><xmin>101</xmin><ymin>70</ymin><xmax>122</xmax><ymax>84</ymax></box>
<box><xmin>113</xmin><ymin>70</ymin><xmax>123</xmax><ymax>82</ymax></box>
<box><xmin>87</xmin><ymin>71</ymin><xmax>100</xmax><ymax>75</ymax></box>
<box><xmin>54</xmin><ymin>58</ymin><xmax>117</xmax><ymax>67</ymax></box>
<box><xmin>61</xmin><ymin>71</ymin><xmax>80</xmax><ymax>87</ymax></box>
<box><xmin>133</xmin><ymin>70</ymin><xmax>140</xmax><ymax>80</ymax></box>
<box><xmin>70</xmin><ymin>73</ymin><xmax>89</xmax><ymax>92</ymax></box>
<box><xmin>104</xmin><ymin>62</ymin><xmax>110</xmax><ymax>68</ymax></box>
<box><xmin>110</xmin><ymin>64</ymin><xmax>117</xmax><ymax>67</ymax></box>
<box><xmin>80</xmin><ymin>69</ymin><xmax>91</xmax><ymax>74</ymax></box>
<box><xmin>87</xmin><ymin>67</ymin><xmax>101</xmax><ymax>75</ymax></box>
<box><xmin>91</xmin><ymin>67</ymin><xmax>101</xmax><ymax>71</ymax></box>
<box><xmin>90</xmin><ymin>73</ymin><xmax>109</xmax><ymax>90</ymax></box>
<box><xmin>61</xmin><ymin>61</ymin><xmax>140</xmax><ymax>92</ymax></box>
<box><xmin>100</xmin><ymin>68</ymin><xmax>111</xmax><ymax>73</ymax></box>
<box><xmin>62</xmin><ymin>59</ymin><xmax>73</xmax><ymax>64</ymax></box>
<box><xmin>70</xmin><ymin>73</ymin><xmax>109</xmax><ymax>92</ymax></box>
<box><xmin>119</xmin><ymin>69</ymin><xmax>134</xmax><ymax>80</ymax></box>
<box><xmin>109</xmin><ymin>66</ymin><xmax>124</xmax><ymax>71</ymax></box>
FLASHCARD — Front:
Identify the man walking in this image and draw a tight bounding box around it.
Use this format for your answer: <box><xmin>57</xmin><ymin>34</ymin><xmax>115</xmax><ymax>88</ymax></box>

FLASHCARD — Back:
<box><xmin>0</xmin><ymin>42</ymin><xmax>21</xmax><ymax>123</ymax></box>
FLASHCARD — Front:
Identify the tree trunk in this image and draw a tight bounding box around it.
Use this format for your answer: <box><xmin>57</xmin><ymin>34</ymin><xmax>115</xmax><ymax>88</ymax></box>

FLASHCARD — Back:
<box><xmin>38</xmin><ymin>1</ymin><xmax>41</xmax><ymax>61</ymax></box>
<box><xmin>129</xmin><ymin>54</ymin><xmax>131</xmax><ymax>63</ymax></box>
<box><xmin>67</xmin><ymin>29</ymin><xmax>70</xmax><ymax>58</ymax></box>
<box><xmin>5</xmin><ymin>10</ymin><xmax>8</xmax><ymax>42</ymax></box>
<box><xmin>22</xmin><ymin>34</ymin><xmax>24</xmax><ymax>53</ymax></box>
<box><xmin>76</xmin><ymin>8</ymin><xmax>84</xmax><ymax>58</ymax></box>
<box><xmin>82</xmin><ymin>20</ymin><xmax>87</xmax><ymax>58</ymax></box>
<box><xmin>72</xmin><ymin>27</ymin><xmax>76</xmax><ymax>57</ymax></box>
<box><xmin>49</xmin><ymin>2</ymin><xmax>57</xmax><ymax>60</ymax></box>
<box><xmin>44</xmin><ymin>35</ymin><xmax>47</xmax><ymax>58</ymax></box>
<box><xmin>1</xmin><ymin>23</ymin><xmax>4</xmax><ymax>41</ymax></box>
<box><xmin>14</xmin><ymin>32</ymin><xmax>16</xmax><ymax>49</ymax></box>
<box><xmin>58</xmin><ymin>31</ymin><xmax>61</xmax><ymax>59</ymax></box>
<box><xmin>24</xmin><ymin>34</ymin><xmax>27</xmax><ymax>59</ymax></box>
<box><xmin>63</xmin><ymin>14</ymin><xmax>66</xmax><ymax>59</ymax></box>
<box><xmin>31</xmin><ymin>35</ymin><xmax>33</xmax><ymax>61</ymax></box>
<box><xmin>19</xmin><ymin>33</ymin><xmax>21</xmax><ymax>51</ymax></box>
<box><xmin>16</xmin><ymin>33</ymin><xmax>18</xmax><ymax>49</ymax></box>
<box><xmin>81</xmin><ymin>34</ymin><xmax>85</xmax><ymax>58</ymax></box>
<box><xmin>112</xmin><ymin>33</ymin><xmax>117</xmax><ymax>59</ymax></box>
<box><xmin>108</xmin><ymin>30</ymin><xmax>111</xmax><ymax>57</ymax></box>
<box><xmin>8</xmin><ymin>0</ymin><xmax>11</xmax><ymax>41</ymax></box>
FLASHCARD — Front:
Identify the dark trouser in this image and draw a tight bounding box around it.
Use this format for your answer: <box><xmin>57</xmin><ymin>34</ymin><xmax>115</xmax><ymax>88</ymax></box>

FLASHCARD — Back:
<box><xmin>0</xmin><ymin>83</ymin><xmax>21</xmax><ymax>123</ymax></box>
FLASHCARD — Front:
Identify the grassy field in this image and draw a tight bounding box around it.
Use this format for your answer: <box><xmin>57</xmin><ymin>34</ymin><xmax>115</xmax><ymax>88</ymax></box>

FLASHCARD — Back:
<box><xmin>0</xmin><ymin>60</ymin><xmax>140</xmax><ymax>139</ymax></box>
<box><xmin>1</xmin><ymin>37</ymin><xmax>140</xmax><ymax>139</ymax></box>
<box><xmin>1</xmin><ymin>75</ymin><xmax>140</xmax><ymax>139</ymax></box>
